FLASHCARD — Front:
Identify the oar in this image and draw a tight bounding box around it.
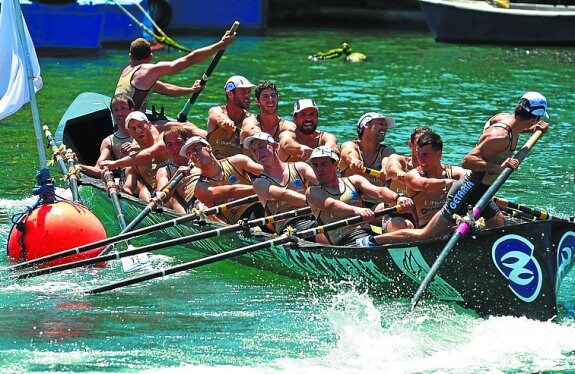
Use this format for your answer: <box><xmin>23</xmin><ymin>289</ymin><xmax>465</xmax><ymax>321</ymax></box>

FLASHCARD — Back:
<box><xmin>85</xmin><ymin>205</ymin><xmax>401</xmax><ymax>294</ymax></box>
<box><xmin>176</xmin><ymin>21</ymin><xmax>240</xmax><ymax>122</ymax></box>
<box><xmin>97</xmin><ymin>173</ymin><xmax>186</xmax><ymax>257</ymax></box>
<box><xmin>6</xmin><ymin>193</ymin><xmax>259</xmax><ymax>271</ymax></box>
<box><xmin>64</xmin><ymin>149</ymin><xmax>82</xmax><ymax>203</ymax></box>
<box><xmin>13</xmin><ymin>206</ymin><xmax>312</xmax><ymax>280</ymax></box>
<box><xmin>408</xmin><ymin>130</ymin><xmax>544</xmax><ymax>314</ymax></box>
<box><xmin>42</xmin><ymin>125</ymin><xmax>81</xmax><ymax>202</ymax></box>
<box><xmin>103</xmin><ymin>170</ymin><xmax>128</xmax><ymax>230</ymax></box>
<box><xmin>493</xmin><ymin>197</ymin><xmax>565</xmax><ymax>222</ymax></box>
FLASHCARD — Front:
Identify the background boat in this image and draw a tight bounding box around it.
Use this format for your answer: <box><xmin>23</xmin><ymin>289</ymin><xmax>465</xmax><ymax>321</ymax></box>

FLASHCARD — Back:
<box><xmin>419</xmin><ymin>0</ymin><xmax>575</xmax><ymax>45</ymax></box>
<box><xmin>7</xmin><ymin>0</ymin><xmax>158</xmax><ymax>55</ymax></box>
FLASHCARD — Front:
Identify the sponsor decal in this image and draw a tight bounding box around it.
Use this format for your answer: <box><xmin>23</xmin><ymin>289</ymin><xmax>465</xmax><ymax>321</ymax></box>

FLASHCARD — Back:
<box><xmin>556</xmin><ymin>231</ymin><xmax>575</xmax><ymax>293</ymax></box>
<box><xmin>228</xmin><ymin>175</ymin><xmax>238</xmax><ymax>183</ymax></box>
<box><xmin>448</xmin><ymin>181</ymin><xmax>474</xmax><ymax>210</ymax></box>
<box><xmin>492</xmin><ymin>234</ymin><xmax>542</xmax><ymax>303</ymax></box>
<box><xmin>389</xmin><ymin>247</ymin><xmax>463</xmax><ymax>301</ymax></box>
<box><xmin>349</xmin><ymin>190</ymin><xmax>358</xmax><ymax>199</ymax></box>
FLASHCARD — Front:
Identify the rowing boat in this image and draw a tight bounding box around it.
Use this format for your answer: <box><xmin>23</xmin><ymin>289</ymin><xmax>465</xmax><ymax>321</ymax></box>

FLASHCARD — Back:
<box><xmin>56</xmin><ymin>92</ymin><xmax>575</xmax><ymax>320</ymax></box>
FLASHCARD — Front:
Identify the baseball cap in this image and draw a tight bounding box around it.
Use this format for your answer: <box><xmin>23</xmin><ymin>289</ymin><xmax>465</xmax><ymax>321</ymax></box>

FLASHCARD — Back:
<box><xmin>224</xmin><ymin>75</ymin><xmax>256</xmax><ymax>92</ymax></box>
<box><xmin>125</xmin><ymin>111</ymin><xmax>148</xmax><ymax>126</ymax></box>
<box><xmin>179</xmin><ymin>136</ymin><xmax>210</xmax><ymax>157</ymax></box>
<box><xmin>243</xmin><ymin>132</ymin><xmax>276</xmax><ymax>149</ymax></box>
<box><xmin>518</xmin><ymin>92</ymin><xmax>549</xmax><ymax>118</ymax></box>
<box><xmin>308</xmin><ymin>146</ymin><xmax>339</xmax><ymax>162</ymax></box>
<box><xmin>357</xmin><ymin>112</ymin><xmax>395</xmax><ymax>135</ymax></box>
<box><xmin>293</xmin><ymin>98</ymin><xmax>319</xmax><ymax>115</ymax></box>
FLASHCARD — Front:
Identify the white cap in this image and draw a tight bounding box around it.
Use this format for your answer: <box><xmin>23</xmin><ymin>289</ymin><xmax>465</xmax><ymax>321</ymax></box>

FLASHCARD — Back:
<box><xmin>179</xmin><ymin>136</ymin><xmax>210</xmax><ymax>157</ymax></box>
<box><xmin>293</xmin><ymin>98</ymin><xmax>319</xmax><ymax>115</ymax></box>
<box><xmin>519</xmin><ymin>91</ymin><xmax>549</xmax><ymax>118</ymax></box>
<box><xmin>243</xmin><ymin>132</ymin><xmax>276</xmax><ymax>149</ymax></box>
<box><xmin>308</xmin><ymin>146</ymin><xmax>339</xmax><ymax>162</ymax></box>
<box><xmin>125</xmin><ymin>111</ymin><xmax>148</xmax><ymax>126</ymax></box>
<box><xmin>357</xmin><ymin>112</ymin><xmax>395</xmax><ymax>135</ymax></box>
<box><xmin>224</xmin><ymin>75</ymin><xmax>256</xmax><ymax>92</ymax></box>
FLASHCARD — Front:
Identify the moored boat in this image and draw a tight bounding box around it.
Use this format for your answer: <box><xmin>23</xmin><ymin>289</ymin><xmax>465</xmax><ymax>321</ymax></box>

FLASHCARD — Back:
<box><xmin>418</xmin><ymin>0</ymin><xmax>575</xmax><ymax>45</ymax></box>
<box><xmin>54</xmin><ymin>92</ymin><xmax>575</xmax><ymax>320</ymax></box>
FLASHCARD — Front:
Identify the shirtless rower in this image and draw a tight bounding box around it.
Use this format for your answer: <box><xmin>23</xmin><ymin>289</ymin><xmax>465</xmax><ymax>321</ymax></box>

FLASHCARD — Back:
<box><xmin>339</xmin><ymin>112</ymin><xmax>397</xmax><ymax>207</ymax></box>
<box><xmin>155</xmin><ymin>126</ymin><xmax>201</xmax><ymax>213</ymax></box>
<box><xmin>357</xmin><ymin>91</ymin><xmax>550</xmax><ymax>246</ymax></box>
<box><xmin>306</xmin><ymin>146</ymin><xmax>413</xmax><ymax>246</ymax></box>
<box><xmin>79</xmin><ymin>94</ymin><xmax>136</xmax><ymax>179</ymax></box>
<box><xmin>115</xmin><ymin>31</ymin><xmax>235</xmax><ymax>112</ymax></box>
<box><xmin>181</xmin><ymin>136</ymin><xmax>265</xmax><ymax>224</ymax></box>
<box><xmin>120</xmin><ymin>111</ymin><xmax>170</xmax><ymax>200</ymax></box>
<box><xmin>240</xmin><ymin>80</ymin><xmax>296</xmax><ymax>154</ymax></box>
<box><xmin>278</xmin><ymin>99</ymin><xmax>338</xmax><ymax>162</ymax></box>
<box><xmin>244</xmin><ymin>132</ymin><xmax>318</xmax><ymax>234</ymax></box>
<box><xmin>206</xmin><ymin>75</ymin><xmax>256</xmax><ymax>159</ymax></box>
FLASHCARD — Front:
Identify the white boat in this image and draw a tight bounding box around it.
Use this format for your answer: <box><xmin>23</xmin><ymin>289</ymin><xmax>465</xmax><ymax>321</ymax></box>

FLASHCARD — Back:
<box><xmin>418</xmin><ymin>0</ymin><xmax>575</xmax><ymax>45</ymax></box>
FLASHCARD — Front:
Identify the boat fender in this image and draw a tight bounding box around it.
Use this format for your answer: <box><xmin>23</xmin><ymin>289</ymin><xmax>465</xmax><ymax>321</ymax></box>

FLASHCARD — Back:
<box><xmin>7</xmin><ymin>201</ymin><xmax>108</xmax><ymax>267</ymax></box>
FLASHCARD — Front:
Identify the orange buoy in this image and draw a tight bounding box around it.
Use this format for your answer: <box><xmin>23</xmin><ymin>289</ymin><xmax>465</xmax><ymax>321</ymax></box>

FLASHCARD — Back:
<box><xmin>7</xmin><ymin>200</ymin><xmax>107</xmax><ymax>267</ymax></box>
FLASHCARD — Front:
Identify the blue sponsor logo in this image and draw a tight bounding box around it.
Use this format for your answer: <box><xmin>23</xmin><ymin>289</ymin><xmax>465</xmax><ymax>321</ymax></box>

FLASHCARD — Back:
<box><xmin>293</xmin><ymin>178</ymin><xmax>303</xmax><ymax>189</ymax></box>
<box><xmin>228</xmin><ymin>175</ymin><xmax>238</xmax><ymax>183</ymax></box>
<box><xmin>492</xmin><ymin>234</ymin><xmax>542</xmax><ymax>302</ymax></box>
<box><xmin>349</xmin><ymin>190</ymin><xmax>358</xmax><ymax>199</ymax></box>
<box><xmin>556</xmin><ymin>231</ymin><xmax>575</xmax><ymax>292</ymax></box>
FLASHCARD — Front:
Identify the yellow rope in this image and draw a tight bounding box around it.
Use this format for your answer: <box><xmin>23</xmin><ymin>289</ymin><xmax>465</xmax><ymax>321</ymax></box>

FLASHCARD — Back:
<box><xmin>111</xmin><ymin>0</ymin><xmax>191</xmax><ymax>52</ymax></box>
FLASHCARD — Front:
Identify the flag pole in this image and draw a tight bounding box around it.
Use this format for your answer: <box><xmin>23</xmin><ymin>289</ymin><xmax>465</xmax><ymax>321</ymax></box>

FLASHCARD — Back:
<box><xmin>12</xmin><ymin>0</ymin><xmax>46</xmax><ymax>168</ymax></box>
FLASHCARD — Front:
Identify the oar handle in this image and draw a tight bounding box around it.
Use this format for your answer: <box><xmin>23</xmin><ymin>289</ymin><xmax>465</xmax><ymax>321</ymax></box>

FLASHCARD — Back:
<box><xmin>493</xmin><ymin>197</ymin><xmax>564</xmax><ymax>221</ymax></box>
<box><xmin>295</xmin><ymin>205</ymin><xmax>400</xmax><ymax>239</ymax></box>
<box><xmin>361</xmin><ymin>167</ymin><xmax>383</xmax><ymax>179</ymax></box>
<box><xmin>408</xmin><ymin>130</ymin><xmax>545</xmax><ymax>314</ymax></box>
<box><xmin>176</xmin><ymin>21</ymin><xmax>240</xmax><ymax>122</ymax></box>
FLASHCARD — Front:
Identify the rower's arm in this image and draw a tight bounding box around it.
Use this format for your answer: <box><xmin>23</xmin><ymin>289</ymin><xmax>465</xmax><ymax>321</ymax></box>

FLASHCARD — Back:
<box><xmin>194</xmin><ymin>181</ymin><xmax>255</xmax><ymax>207</ymax></box>
<box><xmin>404</xmin><ymin>169</ymin><xmax>452</xmax><ymax>193</ymax></box>
<box><xmin>253</xmin><ymin>178</ymin><xmax>306</xmax><ymax>206</ymax></box>
<box><xmin>306</xmin><ymin>186</ymin><xmax>369</xmax><ymax>218</ymax></box>
<box><xmin>339</xmin><ymin>141</ymin><xmax>362</xmax><ymax>175</ymax></box>
<box><xmin>320</xmin><ymin>132</ymin><xmax>339</xmax><ymax>154</ymax></box>
<box><xmin>385</xmin><ymin>153</ymin><xmax>407</xmax><ymax>183</ymax></box>
<box><xmin>100</xmin><ymin>142</ymin><xmax>166</xmax><ymax>170</ymax></box>
<box><xmin>279</xmin><ymin>130</ymin><xmax>312</xmax><ymax>160</ymax></box>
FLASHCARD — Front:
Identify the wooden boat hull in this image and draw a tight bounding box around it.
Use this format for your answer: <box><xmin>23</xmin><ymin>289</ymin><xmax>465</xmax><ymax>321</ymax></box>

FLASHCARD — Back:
<box><xmin>418</xmin><ymin>0</ymin><xmax>575</xmax><ymax>45</ymax></box>
<box><xmin>57</xmin><ymin>92</ymin><xmax>575</xmax><ymax>320</ymax></box>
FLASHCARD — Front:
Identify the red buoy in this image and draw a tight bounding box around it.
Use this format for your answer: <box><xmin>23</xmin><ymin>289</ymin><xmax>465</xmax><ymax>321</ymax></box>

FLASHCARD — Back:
<box><xmin>7</xmin><ymin>201</ymin><xmax>107</xmax><ymax>266</ymax></box>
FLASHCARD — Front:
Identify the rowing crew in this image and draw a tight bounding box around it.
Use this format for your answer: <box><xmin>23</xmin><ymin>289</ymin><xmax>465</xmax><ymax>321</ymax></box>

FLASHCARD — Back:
<box><xmin>80</xmin><ymin>83</ymin><xmax>549</xmax><ymax>247</ymax></box>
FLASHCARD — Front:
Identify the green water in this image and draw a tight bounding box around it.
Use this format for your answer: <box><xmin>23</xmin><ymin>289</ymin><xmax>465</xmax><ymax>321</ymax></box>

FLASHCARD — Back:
<box><xmin>2</xmin><ymin>28</ymin><xmax>575</xmax><ymax>372</ymax></box>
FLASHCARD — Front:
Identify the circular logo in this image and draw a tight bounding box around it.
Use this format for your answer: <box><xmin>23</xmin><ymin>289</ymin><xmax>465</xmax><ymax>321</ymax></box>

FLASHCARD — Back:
<box><xmin>229</xmin><ymin>175</ymin><xmax>238</xmax><ymax>183</ymax></box>
<box><xmin>293</xmin><ymin>178</ymin><xmax>303</xmax><ymax>189</ymax></box>
<box><xmin>349</xmin><ymin>190</ymin><xmax>358</xmax><ymax>199</ymax></box>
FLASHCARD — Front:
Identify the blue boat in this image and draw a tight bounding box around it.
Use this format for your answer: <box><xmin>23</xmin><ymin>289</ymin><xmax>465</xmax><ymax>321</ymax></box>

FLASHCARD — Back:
<box><xmin>11</xmin><ymin>0</ymin><xmax>155</xmax><ymax>55</ymax></box>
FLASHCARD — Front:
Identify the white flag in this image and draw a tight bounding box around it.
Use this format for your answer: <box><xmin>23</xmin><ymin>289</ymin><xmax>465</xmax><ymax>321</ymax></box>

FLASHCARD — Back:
<box><xmin>0</xmin><ymin>0</ymin><xmax>43</xmax><ymax>121</ymax></box>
